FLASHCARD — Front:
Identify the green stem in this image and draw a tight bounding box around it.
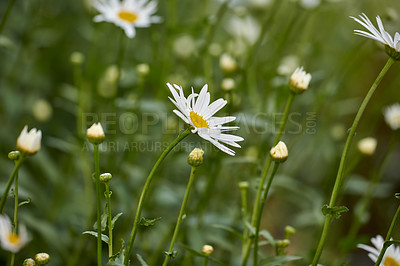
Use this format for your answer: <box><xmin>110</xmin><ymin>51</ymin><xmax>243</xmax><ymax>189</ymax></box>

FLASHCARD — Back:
<box><xmin>105</xmin><ymin>183</ymin><xmax>113</xmax><ymax>260</ymax></box>
<box><xmin>253</xmin><ymin>162</ymin><xmax>280</xmax><ymax>266</ymax></box>
<box><xmin>240</xmin><ymin>184</ymin><xmax>249</xmax><ymax>256</ymax></box>
<box><xmin>9</xmin><ymin>169</ymin><xmax>19</xmax><ymax>266</ymax></box>
<box><xmin>0</xmin><ymin>0</ymin><xmax>16</xmax><ymax>34</ymax></box>
<box><xmin>311</xmin><ymin>57</ymin><xmax>395</xmax><ymax>266</ymax></box>
<box><xmin>241</xmin><ymin>92</ymin><xmax>295</xmax><ymax>266</ymax></box>
<box><xmin>203</xmin><ymin>257</ymin><xmax>209</xmax><ymax>266</ymax></box>
<box><xmin>374</xmin><ymin>201</ymin><xmax>400</xmax><ymax>266</ymax></box>
<box><xmin>124</xmin><ymin>128</ymin><xmax>191</xmax><ymax>266</ymax></box>
<box><xmin>0</xmin><ymin>158</ymin><xmax>23</xmax><ymax>213</ymax></box>
<box><xmin>94</xmin><ymin>144</ymin><xmax>102</xmax><ymax>266</ymax></box>
<box><xmin>162</xmin><ymin>166</ymin><xmax>197</xmax><ymax>266</ymax></box>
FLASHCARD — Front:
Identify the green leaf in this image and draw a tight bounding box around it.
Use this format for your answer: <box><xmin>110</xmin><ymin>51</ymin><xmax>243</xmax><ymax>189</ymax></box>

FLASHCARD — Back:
<box><xmin>18</xmin><ymin>197</ymin><xmax>32</xmax><ymax>207</ymax></box>
<box><xmin>211</xmin><ymin>224</ymin><xmax>244</xmax><ymax>240</ymax></box>
<box><xmin>111</xmin><ymin>212</ymin><xmax>123</xmax><ymax>230</ymax></box>
<box><xmin>94</xmin><ymin>206</ymin><xmax>108</xmax><ymax>231</ymax></box>
<box><xmin>321</xmin><ymin>204</ymin><xmax>349</xmax><ymax>219</ymax></box>
<box><xmin>136</xmin><ymin>254</ymin><xmax>149</xmax><ymax>266</ymax></box>
<box><xmin>163</xmin><ymin>250</ymin><xmax>178</xmax><ymax>259</ymax></box>
<box><xmin>82</xmin><ymin>231</ymin><xmax>110</xmax><ymax>244</ymax></box>
<box><xmin>139</xmin><ymin>217</ymin><xmax>161</xmax><ymax>227</ymax></box>
<box><xmin>259</xmin><ymin>230</ymin><xmax>275</xmax><ymax>245</ymax></box>
<box><xmin>108</xmin><ymin>239</ymin><xmax>125</xmax><ymax>263</ymax></box>
<box><xmin>260</xmin><ymin>255</ymin><xmax>303</xmax><ymax>266</ymax></box>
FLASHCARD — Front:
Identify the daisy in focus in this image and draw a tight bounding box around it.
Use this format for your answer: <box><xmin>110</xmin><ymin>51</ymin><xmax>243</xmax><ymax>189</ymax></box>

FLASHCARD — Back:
<box><xmin>0</xmin><ymin>215</ymin><xmax>29</xmax><ymax>253</ymax></box>
<box><xmin>358</xmin><ymin>235</ymin><xmax>400</xmax><ymax>266</ymax></box>
<box><xmin>16</xmin><ymin>125</ymin><xmax>42</xmax><ymax>155</ymax></box>
<box><xmin>167</xmin><ymin>83</ymin><xmax>244</xmax><ymax>156</ymax></box>
<box><xmin>384</xmin><ymin>103</ymin><xmax>400</xmax><ymax>130</ymax></box>
<box><xmin>92</xmin><ymin>0</ymin><xmax>161</xmax><ymax>38</ymax></box>
<box><xmin>350</xmin><ymin>13</ymin><xmax>400</xmax><ymax>59</ymax></box>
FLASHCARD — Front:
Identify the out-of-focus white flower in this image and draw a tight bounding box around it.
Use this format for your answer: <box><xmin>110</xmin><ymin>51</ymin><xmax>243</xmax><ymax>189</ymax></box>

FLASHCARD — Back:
<box><xmin>384</xmin><ymin>103</ymin><xmax>400</xmax><ymax>130</ymax></box>
<box><xmin>136</xmin><ymin>63</ymin><xmax>150</xmax><ymax>76</ymax></box>
<box><xmin>98</xmin><ymin>65</ymin><xmax>119</xmax><ymax>98</ymax></box>
<box><xmin>277</xmin><ymin>55</ymin><xmax>299</xmax><ymax>76</ymax></box>
<box><xmin>167</xmin><ymin>83</ymin><xmax>244</xmax><ymax>156</ymax></box>
<box><xmin>0</xmin><ymin>215</ymin><xmax>29</xmax><ymax>253</ymax></box>
<box><xmin>173</xmin><ymin>35</ymin><xmax>196</xmax><ymax>59</ymax></box>
<box><xmin>17</xmin><ymin>125</ymin><xmax>42</xmax><ymax>155</ymax></box>
<box><xmin>357</xmin><ymin>137</ymin><xmax>377</xmax><ymax>156</ymax></box>
<box><xmin>220</xmin><ymin>54</ymin><xmax>237</xmax><ymax>73</ymax></box>
<box><xmin>358</xmin><ymin>235</ymin><xmax>400</xmax><ymax>265</ymax></box>
<box><xmin>270</xmin><ymin>141</ymin><xmax>288</xmax><ymax>162</ymax></box>
<box><xmin>70</xmin><ymin>51</ymin><xmax>85</xmax><ymax>65</ymax></box>
<box><xmin>299</xmin><ymin>0</ymin><xmax>321</xmax><ymax>9</ymax></box>
<box><xmin>208</xmin><ymin>43</ymin><xmax>222</xmax><ymax>57</ymax></box>
<box><xmin>87</xmin><ymin>123</ymin><xmax>105</xmax><ymax>144</ymax></box>
<box><xmin>32</xmin><ymin>99</ymin><xmax>52</xmax><ymax>122</ymax></box>
<box><xmin>351</xmin><ymin>13</ymin><xmax>400</xmax><ymax>59</ymax></box>
<box><xmin>226</xmin><ymin>15</ymin><xmax>261</xmax><ymax>45</ymax></box>
<box><xmin>249</xmin><ymin>0</ymin><xmax>273</xmax><ymax>9</ymax></box>
<box><xmin>92</xmin><ymin>0</ymin><xmax>161</xmax><ymax>38</ymax></box>
<box><xmin>289</xmin><ymin>67</ymin><xmax>311</xmax><ymax>94</ymax></box>
<box><xmin>221</xmin><ymin>78</ymin><xmax>235</xmax><ymax>91</ymax></box>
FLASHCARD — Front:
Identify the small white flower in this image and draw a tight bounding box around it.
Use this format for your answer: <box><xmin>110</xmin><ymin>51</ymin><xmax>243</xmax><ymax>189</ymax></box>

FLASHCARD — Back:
<box><xmin>219</xmin><ymin>54</ymin><xmax>237</xmax><ymax>73</ymax></box>
<box><xmin>87</xmin><ymin>122</ymin><xmax>105</xmax><ymax>144</ymax></box>
<box><xmin>226</xmin><ymin>15</ymin><xmax>261</xmax><ymax>45</ymax></box>
<box><xmin>357</xmin><ymin>137</ymin><xmax>377</xmax><ymax>156</ymax></box>
<box><xmin>384</xmin><ymin>103</ymin><xmax>400</xmax><ymax>130</ymax></box>
<box><xmin>289</xmin><ymin>67</ymin><xmax>311</xmax><ymax>94</ymax></box>
<box><xmin>270</xmin><ymin>141</ymin><xmax>288</xmax><ymax>162</ymax></box>
<box><xmin>16</xmin><ymin>125</ymin><xmax>42</xmax><ymax>155</ymax></box>
<box><xmin>167</xmin><ymin>83</ymin><xmax>244</xmax><ymax>156</ymax></box>
<box><xmin>92</xmin><ymin>0</ymin><xmax>161</xmax><ymax>38</ymax></box>
<box><xmin>358</xmin><ymin>235</ymin><xmax>400</xmax><ymax>265</ymax></box>
<box><xmin>350</xmin><ymin>13</ymin><xmax>400</xmax><ymax>53</ymax></box>
<box><xmin>0</xmin><ymin>215</ymin><xmax>29</xmax><ymax>253</ymax></box>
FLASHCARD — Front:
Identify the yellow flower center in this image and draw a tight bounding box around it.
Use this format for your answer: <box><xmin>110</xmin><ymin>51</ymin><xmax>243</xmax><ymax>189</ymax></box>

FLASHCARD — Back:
<box><xmin>190</xmin><ymin>111</ymin><xmax>209</xmax><ymax>129</ymax></box>
<box><xmin>118</xmin><ymin>10</ymin><xmax>138</xmax><ymax>23</ymax></box>
<box><xmin>385</xmin><ymin>256</ymin><xmax>400</xmax><ymax>266</ymax></box>
<box><xmin>7</xmin><ymin>233</ymin><xmax>21</xmax><ymax>246</ymax></box>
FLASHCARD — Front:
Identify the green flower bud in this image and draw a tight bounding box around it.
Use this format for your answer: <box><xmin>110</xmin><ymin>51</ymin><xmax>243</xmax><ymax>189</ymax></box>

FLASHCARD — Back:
<box><xmin>34</xmin><ymin>253</ymin><xmax>50</xmax><ymax>265</ymax></box>
<box><xmin>238</xmin><ymin>181</ymin><xmax>249</xmax><ymax>190</ymax></box>
<box><xmin>201</xmin><ymin>245</ymin><xmax>214</xmax><ymax>256</ymax></box>
<box><xmin>187</xmin><ymin>148</ymin><xmax>204</xmax><ymax>167</ymax></box>
<box><xmin>23</xmin><ymin>258</ymin><xmax>35</xmax><ymax>266</ymax></box>
<box><xmin>8</xmin><ymin>151</ymin><xmax>20</xmax><ymax>161</ymax></box>
<box><xmin>285</xmin><ymin>225</ymin><xmax>296</xmax><ymax>237</ymax></box>
<box><xmin>276</xmin><ymin>239</ymin><xmax>290</xmax><ymax>248</ymax></box>
<box><xmin>100</xmin><ymin>173</ymin><xmax>113</xmax><ymax>183</ymax></box>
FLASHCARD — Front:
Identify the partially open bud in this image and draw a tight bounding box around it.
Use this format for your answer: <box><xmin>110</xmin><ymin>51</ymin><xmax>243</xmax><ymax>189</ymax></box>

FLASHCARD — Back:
<box><xmin>34</xmin><ymin>253</ymin><xmax>50</xmax><ymax>265</ymax></box>
<box><xmin>100</xmin><ymin>173</ymin><xmax>113</xmax><ymax>183</ymax></box>
<box><xmin>270</xmin><ymin>141</ymin><xmax>288</xmax><ymax>163</ymax></box>
<box><xmin>8</xmin><ymin>151</ymin><xmax>20</xmax><ymax>161</ymax></box>
<box><xmin>202</xmin><ymin>245</ymin><xmax>214</xmax><ymax>256</ymax></box>
<box><xmin>238</xmin><ymin>181</ymin><xmax>249</xmax><ymax>190</ymax></box>
<box><xmin>87</xmin><ymin>123</ymin><xmax>105</xmax><ymax>144</ymax></box>
<box><xmin>289</xmin><ymin>67</ymin><xmax>311</xmax><ymax>94</ymax></box>
<box><xmin>17</xmin><ymin>125</ymin><xmax>42</xmax><ymax>155</ymax></box>
<box><xmin>357</xmin><ymin>137</ymin><xmax>377</xmax><ymax>156</ymax></box>
<box><xmin>187</xmin><ymin>148</ymin><xmax>204</xmax><ymax>167</ymax></box>
<box><xmin>23</xmin><ymin>258</ymin><xmax>35</xmax><ymax>266</ymax></box>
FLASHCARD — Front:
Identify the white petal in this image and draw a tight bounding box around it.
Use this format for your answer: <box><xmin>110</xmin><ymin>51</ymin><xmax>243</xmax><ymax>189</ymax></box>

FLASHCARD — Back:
<box><xmin>203</xmin><ymin>99</ymin><xmax>227</xmax><ymax>120</ymax></box>
<box><xmin>173</xmin><ymin>110</ymin><xmax>190</xmax><ymax>124</ymax></box>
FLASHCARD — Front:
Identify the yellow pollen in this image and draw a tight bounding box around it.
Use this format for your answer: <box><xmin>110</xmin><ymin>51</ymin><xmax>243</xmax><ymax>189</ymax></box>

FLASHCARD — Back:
<box><xmin>7</xmin><ymin>233</ymin><xmax>20</xmax><ymax>246</ymax></box>
<box><xmin>190</xmin><ymin>111</ymin><xmax>209</xmax><ymax>129</ymax></box>
<box><xmin>118</xmin><ymin>10</ymin><xmax>138</xmax><ymax>23</ymax></box>
<box><xmin>385</xmin><ymin>256</ymin><xmax>400</xmax><ymax>266</ymax></box>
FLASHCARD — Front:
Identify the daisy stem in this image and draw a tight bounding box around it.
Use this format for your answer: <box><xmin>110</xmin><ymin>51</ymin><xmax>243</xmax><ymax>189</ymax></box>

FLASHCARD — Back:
<box><xmin>0</xmin><ymin>0</ymin><xmax>16</xmax><ymax>34</ymax></box>
<box><xmin>311</xmin><ymin>57</ymin><xmax>395</xmax><ymax>266</ymax></box>
<box><xmin>239</xmin><ymin>184</ymin><xmax>249</xmax><ymax>256</ymax></box>
<box><xmin>94</xmin><ymin>144</ymin><xmax>102</xmax><ymax>266</ymax></box>
<box><xmin>253</xmin><ymin>162</ymin><xmax>280</xmax><ymax>266</ymax></box>
<box><xmin>162</xmin><ymin>166</ymin><xmax>197</xmax><ymax>266</ymax></box>
<box><xmin>241</xmin><ymin>92</ymin><xmax>295</xmax><ymax>266</ymax></box>
<box><xmin>203</xmin><ymin>256</ymin><xmax>209</xmax><ymax>266</ymax></box>
<box><xmin>374</xmin><ymin>199</ymin><xmax>400</xmax><ymax>266</ymax></box>
<box><xmin>124</xmin><ymin>128</ymin><xmax>191</xmax><ymax>266</ymax></box>
<box><xmin>9</xmin><ymin>168</ymin><xmax>19</xmax><ymax>266</ymax></box>
<box><xmin>104</xmin><ymin>182</ymin><xmax>113</xmax><ymax>260</ymax></box>
<box><xmin>0</xmin><ymin>158</ymin><xmax>23</xmax><ymax>214</ymax></box>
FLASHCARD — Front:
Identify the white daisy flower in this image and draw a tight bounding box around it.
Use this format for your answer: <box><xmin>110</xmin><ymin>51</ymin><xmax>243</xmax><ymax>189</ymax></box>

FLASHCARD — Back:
<box><xmin>167</xmin><ymin>83</ymin><xmax>244</xmax><ymax>156</ymax></box>
<box><xmin>92</xmin><ymin>0</ymin><xmax>161</xmax><ymax>38</ymax></box>
<box><xmin>16</xmin><ymin>125</ymin><xmax>42</xmax><ymax>155</ymax></box>
<box><xmin>0</xmin><ymin>215</ymin><xmax>29</xmax><ymax>253</ymax></box>
<box><xmin>350</xmin><ymin>13</ymin><xmax>400</xmax><ymax>57</ymax></box>
<box><xmin>383</xmin><ymin>103</ymin><xmax>400</xmax><ymax>130</ymax></box>
<box><xmin>289</xmin><ymin>67</ymin><xmax>312</xmax><ymax>94</ymax></box>
<box><xmin>358</xmin><ymin>235</ymin><xmax>400</xmax><ymax>266</ymax></box>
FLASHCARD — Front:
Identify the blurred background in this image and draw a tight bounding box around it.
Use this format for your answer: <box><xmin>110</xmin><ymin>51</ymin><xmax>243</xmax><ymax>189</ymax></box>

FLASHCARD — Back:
<box><xmin>1</xmin><ymin>0</ymin><xmax>400</xmax><ymax>265</ymax></box>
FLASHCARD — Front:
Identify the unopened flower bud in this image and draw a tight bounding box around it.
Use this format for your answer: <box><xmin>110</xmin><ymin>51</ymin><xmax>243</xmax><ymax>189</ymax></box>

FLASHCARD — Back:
<box><xmin>384</xmin><ymin>103</ymin><xmax>400</xmax><ymax>130</ymax></box>
<box><xmin>100</xmin><ymin>173</ymin><xmax>112</xmax><ymax>183</ymax></box>
<box><xmin>202</xmin><ymin>245</ymin><xmax>214</xmax><ymax>256</ymax></box>
<box><xmin>187</xmin><ymin>148</ymin><xmax>204</xmax><ymax>167</ymax></box>
<box><xmin>23</xmin><ymin>258</ymin><xmax>35</xmax><ymax>266</ymax></box>
<box><xmin>219</xmin><ymin>54</ymin><xmax>237</xmax><ymax>73</ymax></box>
<box><xmin>70</xmin><ymin>52</ymin><xmax>85</xmax><ymax>65</ymax></box>
<box><xmin>357</xmin><ymin>137</ymin><xmax>377</xmax><ymax>156</ymax></box>
<box><xmin>277</xmin><ymin>239</ymin><xmax>290</xmax><ymax>248</ymax></box>
<box><xmin>87</xmin><ymin>123</ymin><xmax>105</xmax><ymax>144</ymax></box>
<box><xmin>136</xmin><ymin>63</ymin><xmax>150</xmax><ymax>76</ymax></box>
<box><xmin>34</xmin><ymin>253</ymin><xmax>50</xmax><ymax>265</ymax></box>
<box><xmin>289</xmin><ymin>67</ymin><xmax>311</xmax><ymax>94</ymax></box>
<box><xmin>17</xmin><ymin>125</ymin><xmax>42</xmax><ymax>155</ymax></box>
<box><xmin>270</xmin><ymin>141</ymin><xmax>288</xmax><ymax>163</ymax></box>
<box><xmin>285</xmin><ymin>225</ymin><xmax>296</xmax><ymax>237</ymax></box>
<box><xmin>221</xmin><ymin>78</ymin><xmax>235</xmax><ymax>91</ymax></box>
<box><xmin>238</xmin><ymin>181</ymin><xmax>249</xmax><ymax>189</ymax></box>
<box><xmin>8</xmin><ymin>151</ymin><xmax>20</xmax><ymax>161</ymax></box>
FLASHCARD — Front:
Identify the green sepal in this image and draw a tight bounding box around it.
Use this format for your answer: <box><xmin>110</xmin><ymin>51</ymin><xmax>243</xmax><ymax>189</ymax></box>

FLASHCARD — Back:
<box><xmin>138</xmin><ymin>217</ymin><xmax>161</xmax><ymax>227</ymax></box>
<box><xmin>321</xmin><ymin>204</ymin><xmax>349</xmax><ymax>219</ymax></box>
